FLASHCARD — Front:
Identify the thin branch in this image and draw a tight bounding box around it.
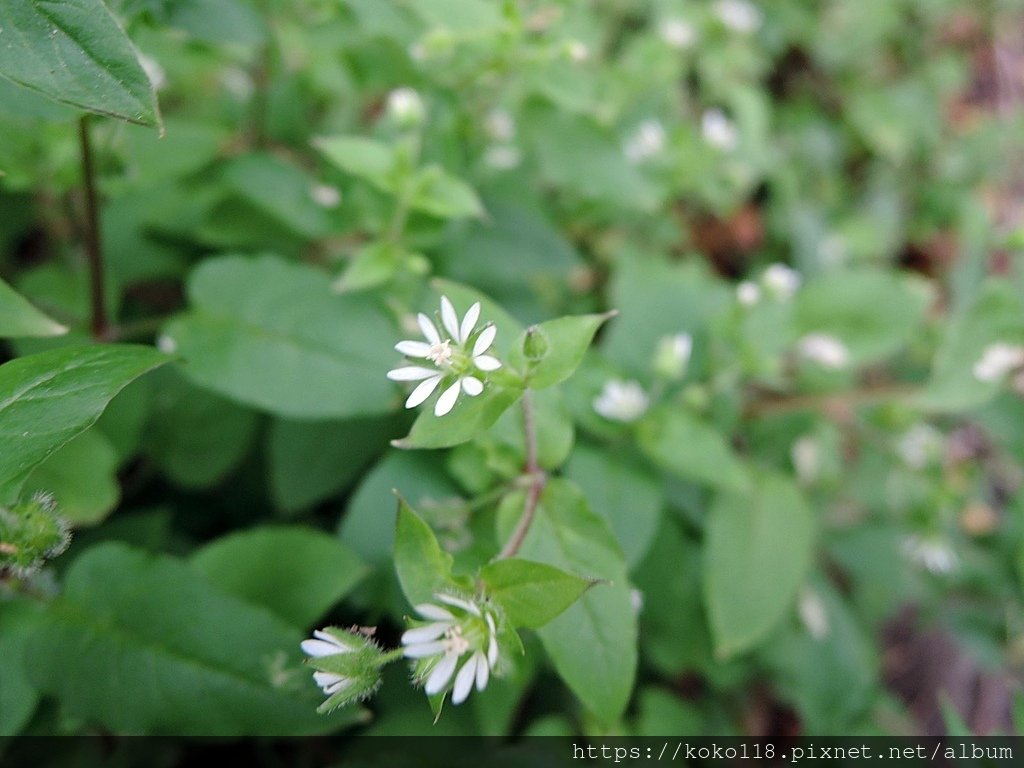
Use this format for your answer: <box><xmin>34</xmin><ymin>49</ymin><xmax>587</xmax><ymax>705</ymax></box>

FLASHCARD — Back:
<box><xmin>78</xmin><ymin>116</ymin><xmax>108</xmax><ymax>340</ymax></box>
<box><xmin>497</xmin><ymin>389</ymin><xmax>546</xmax><ymax>560</ymax></box>
<box><xmin>744</xmin><ymin>382</ymin><xmax>922</xmax><ymax>418</ymax></box>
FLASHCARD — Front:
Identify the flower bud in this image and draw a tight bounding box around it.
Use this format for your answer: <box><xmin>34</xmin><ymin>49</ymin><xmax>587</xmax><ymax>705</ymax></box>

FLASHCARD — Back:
<box><xmin>521</xmin><ymin>325</ymin><xmax>549</xmax><ymax>362</ymax></box>
<box><xmin>0</xmin><ymin>492</ymin><xmax>70</xmax><ymax>577</ymax></box>
<box><xmin>386</xmin><ymin>87</ymin><xmax>426</xmax><ymax>128</ymax></box>
<box><xmin>301</xmin><ymin>627</ymin><xmax>385</xmax><ymax>712</ymax></box>
<box><xmin>653</xmin><ymin>333</ymin><xmax>692</xmax><ymax>380</ymax></box>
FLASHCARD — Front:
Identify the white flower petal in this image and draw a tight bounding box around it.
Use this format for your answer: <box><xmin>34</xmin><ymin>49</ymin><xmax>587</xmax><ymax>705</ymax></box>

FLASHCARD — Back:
<box><xmin>401</xmin><ymin>622</ymin><xmax>450</xmax><ymax>644</ymax></box>
<box><xmin>324</xmin><ymin>677</ymin><xmax>352</xmax><ymax>695</ymax></box>
<box><xmin>460</xmin><ymin>302</ymin><xmax>481</xmax><ymax>344</ymax></box>
<box><xmin>425</xmin><ymin>653</ymin><xmax>459</xmax><ymax>695</ymax></box>
<box><xmin>395</xmin><ymin>340</ymin><xmax>433</xmax><ymax>358</ymax></box>
<box><xmin>301</xmin><ymin>639</ymin><xmax>345</xmax><ymax>657</ymax></box>
<box><xmin>434</xmin><ymin>381</ymin><xmax>461</xmax><ymax>416</ymax></box>
<box><xmin>415</xmin><ymin>603</ymin><xmax>455</xmax><ymax>621</ymax></box>
<box><xmin>461</xmin><ymin>376</ymin><xmax>483</xmax><ymax>396</ymax></box>
<box><xmin>418</xmin><ymin>313</ymin><xmax>441</xmax><ymax>345</ymax></box>
<box><xmin>388</xmin><ymin>366</ymin><xmax>438</xmax><ymax>382</ymax></box>
<box><xmin>451</xmin><ymin>655</ymin><xmax>478</xmax><ymax>704</ymax></box>
<box><xmin>403</xmin><ymin>640</ymin><xmax>447</xmax><ymax>658</ymax></box>
<box><xmin>487</xmin><ymin>634</ymin><xmax>498</xmax><ymax>667</ymax></box>
<box><xmin>313</xmin><ymin>671</ymin><xmax>346</xmax><ymax>690</ymax></box>
<box><xmin>406</xmin><ymin>375</ymin><xmax>443</xmax><ymax>408</ymax></box>
<box><xmin>437</xmin><ymin>593</ymin><xmax>481</xmax><ymax>615</ymax></box>
<box><xmin>473</xmin><ymin>354</ymin><xmax>501</xmax><ymax>371</ymax></box>
<box><xmin>473</xmin><ymin>324</ymin><xmax>497</xmax><ymax>356</ymax></box>
<box><xmin>440</xmin><ymin>296</ymin><xmax>461</xmax><ymax>341</ymax></box>
<box><xmin>475</xmin><ymin>650</ymin><xmax>490</xmax><ymax>690</ymax></box>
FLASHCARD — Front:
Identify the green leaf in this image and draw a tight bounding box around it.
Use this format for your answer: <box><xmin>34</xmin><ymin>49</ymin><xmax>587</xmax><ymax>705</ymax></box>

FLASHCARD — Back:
<box><xmin>142</xmin><ymin>368</ymin><xmax>258</xmax><ymax>489</ymax></box>
<box><xmin>314</xmin><ymin>135</ymin><xmax>395</xmax><ymax>190</ymax></box>
<box><xmin>636</xmin><ymin>406</ymin><xmax>750</xmax><ymax>493</ymax></box>
<box><xmin>496</xmin><ymin>479</ymin><xmax>636</xmax><ymax>722</ymax></box>
<box><xmin>0</xmin><ymin>0</ymin><xmax>160</xmax><ymax>126</ymax></box>
<box><xmin>510</xmin><ymin>312</ymin><xmax>616</xmax><ymax>389</ymax></box>
<box><xmin>268</xmin><ymin>413</ymin><xmax>403</xmax><ymax>513</ymax></box>
<box><xmin>394</xmin><ymin>497</ymin><xmax>461</xmax><ymax>606</ymax></box>
<box><xmin>191</xmin><ymin>526</ymin><xmax>367</xmax><ymax>628</ymax></box>
<box><xmin>795</xmin><ymin>268</ymin><xmax>932</xmax><ymax>364</ymax></box>
<box><xmin>0</xmin><ymin>344</ymin><xmax>167</xmax><ymax>504</ymax></box>
<box><xmin>0</xmin><ymin>277</ymin><xmax>67</xmax><ymax>338</ymax></box>
<box><xmin>479</xmin><ymin>558</ymin><xmax>593</xmax><ymax>630</ymax></box>
<box><xmin>920</xmin><ymin>280</ymin><xmax>1024</xmax><ymax>411</ymax></box>
<box><xmin>23</xmin><ymin>429</ymin><xmax>119</xmax><ymax>526</ymax></box>
<box><xmin>704</xmin><ymin>472</ymin><xmax>815</xmax><ymax>658</ymax></box>
<box><xmin>563</xmin><ymin>444</ymin><xmax>662</xmax><ymax>568</ymax></box>
<box><xmin>0</xmin><ymin>599</ymin><xmax>44</xmax><ymax>736</ymax></box>
<box><xmin>221</xmin><ymin>153</ymin><xmax>331</xmax><ymax>239</ymax></box>
<box><xmin>392</xmin><ymin>386</ymin><xmax>521</xmax><ymax>450</ymax></box>
<box><xmin>162</xmin><ymin>254</ymin><xmax>397</xmax><ymax>419</ymax></box>
<box><xmin>25</xmin><ymin>543</ymin><xmax>358</xmax><ymax>735</ymax></box>
<box><xmin>411</xmin><ymin>165</ymin><xmax>484</xmax><ymax>219</ymax></box>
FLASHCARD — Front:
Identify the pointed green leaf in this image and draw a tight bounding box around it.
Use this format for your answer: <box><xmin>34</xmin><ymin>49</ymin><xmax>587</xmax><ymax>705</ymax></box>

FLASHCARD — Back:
<box><xmin>496</xmin><ymin>479</ymin><xmax>636</xmax><ymax>722</ymax></box>
<box><xmin>479</xmin><ymin>558</ymin><xmax>593</xmax><ymax>629</ymax></box>
<box><xmin>704</xmin><ymin>472</ymin><xmax>816</xmax><ymax>658</ymax></box>
<box><xmin>0</xmin><ymin>0</ymin><xmax>160</xmax><ymax>126</ymax></box>
<box><xmin>24</xmin><ymin>543</ymin><xmax>358</xmax><ymax>735</ymax></box>
<box><xmin>392</xmin><ymin>386</ymin><xmax>521</xmax><ymax>450</ymax></box>
<box><xmin>0</xmin><ymin>277</ymin><xmax>67</xmax><ymax>338</ymax></box>
<box><xmin>314</xmin><ymin>135</ymin><xmax>396</xmax><ymax>190</ymax></box>
<box><xmin>191</xmin><ymin>526</ymin><xmax>368</xmax><ymax>628</ymax></box>
<box><xmin>636</xmin><ymin>406</ymin><xmax>750</xmax><ymax>493</ymax></box>
<box><xmin>0</xmin><ymin>344</ymin><xmax>167</xmax><ymax>504</ymax></box>
<box><xmin>162</xmin><ymin>254</ymin><xmax>397</xmax><ymax>419</ymax></box>
<box><xmin>23</xmin><ymin>429</ymin><xmax>119</xmax><ymax>526</ymax></box>
<box><xmin>394</xmin><ymin>497</ymin><xmax>462</xmax><ymax>606</ymax></box>
<box><xmin>510</xmin><ymin>312</ymin><xmax>616</xmax><ymax>389</ymax></box>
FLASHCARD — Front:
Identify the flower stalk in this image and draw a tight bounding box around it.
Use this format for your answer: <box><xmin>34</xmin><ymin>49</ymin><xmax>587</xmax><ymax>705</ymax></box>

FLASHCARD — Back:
<box><xmin>78</xmin><ymin>116</ymin><xmax>108</xmax><ymax>341</ymax></box>
<box><xmin>497</xmin><ymin>389</ymin><xmax>545</xmax><ymax>560</ymax></box>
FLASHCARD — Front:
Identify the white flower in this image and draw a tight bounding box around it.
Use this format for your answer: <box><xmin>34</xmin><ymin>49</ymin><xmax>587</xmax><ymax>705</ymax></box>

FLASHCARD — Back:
<box><xmin>736</xmin><ymin>280</ymin><xmax>761</xmax><ymax>307</ymax></box>
<box><xmin>156</xmin><ymin>334</ymin><xmax>177</xmax><ymax>354</ymax></box>
<box><xmin>402</xmin><ymin>593</ymin><xmax>500</xmax><ymax>705</ymax></box>
<box><xmin>301</xmin><ymin>629</ymin><xmax>359</xmax><ymax>696</ymax></box>
<box><xmin>896</xmin><ymin>424</ymin><xmax>944</xmax><ymax>470</ymax></box>
<box><xmin>387</xmin><ymin>296</ymin><xmax>502</xmax><ymax>417</ymax></box>
<box><xmin>653</xmin><ymin>333</ymin><xmax>693</xmax><ymax>380</ymax></box>
<box><xmin>714</xmin><ymin>0</ymin><xmax>762</xmax><ymax>33</ymax></box>
<box><xmin>593</xmin><ymin>379</ymin><xmax>649</xmax><ymax>422</ymax></box>
<box><xmin>483</xmin><ymin>144</ymin><xmax>523</xmax><ymax>170</ymax></box>
<box><xmin>797</xmin><ymin>587</ymin><xmax>830</xmax><ymax>640</ymax></box>
<box><xmin>972</xmin><ymin>342</ymin><xmax>1024</xmax><ymax>383</ymax></box>
<box><xmin>386</xmin><ymin>87</ymin><xmax>426</xmax><ymax>126</ymax></box>
<box><xmin>798</xmin><ymin>333</ymin><xmax>849</xmax><ymax>369</ymax></box>
<box><xmin>791</xmin><ymin>436</ymin><xmax>820</xmax><ymax>485</ymax></box>
<box><xmin>659</xmin><ymin>18</ymin><xmax>696</xmax><ymax>49</ymax></box>
<box><xmin>903</xmin><ymin>535</ymin><xmax>957</xmax><ymax>575</ymax></box>
<box><xmin>762</xmin><ymin>263</ymin><xmax>801</xmax><ymax>300</ymax></box>
<box><xmin>566</xmin><ymin>40</ymin><xmax>590</xmax><ymax>62</ymax></box>
<box><xmin>623</xmin><ymin>119</ymin><xmax>667</xmax><ymax>163</ymax></box>
<box><xmin>309</xmin><ymin>183</ymin><xmax>341</xmax><ymax>208</ymax></box>
<box><xmin>301</xmin><ymin>627</ymin><xmax>383</xmax><ymax>708</ymax></box>
<box><xmin>485</xmin><ymin>109</ymin><xmax>516</xmax><ymax>142</ymax></box>
<box><xmin>702</xmin><ymin>109</ymin><xmax>738</xmax><ymax>151</ymax></box>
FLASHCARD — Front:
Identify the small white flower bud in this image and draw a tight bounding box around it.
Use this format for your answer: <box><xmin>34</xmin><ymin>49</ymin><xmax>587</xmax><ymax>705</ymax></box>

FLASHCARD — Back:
<box><xmin>623</xmin><ymin>120</ymin><xmax>667</xmax><ymax>164</ymax></box>
<box><xmin>653</xmin><ymin>333</ymin><xmax>693</xmax><ymax>380</ymax></box>
<box><xmin>702</xmin><ymin>109</ymin><xmax>738</xmax><ymax>151</ymax></box>
<box><xmin>798</xmin><ymin>333</ymin><xmax>849</xmax><ymax>369</ymax></box>
<box><xmin>659</xmin><ymin>18</ymin><xmax>696</xmax><ymax>49</ymax></box>
<box><xmin>972</xmin><ymin>342</ymin><xmax>1024</xmax><ymax>383</ymax></box>
<box><xmin>386</xmin><ymin>87</ymin><xmax>426</xmax><ymax>127</ymax></box>
<box><xmin>736</xmin><ymin>281</ymin><xmax>761</xmax><ymax>307</ymax></box>
<box><xmin>309</xmin><ymin>184</ymin><xmax>341</xmax><ymax>209</ymax></box>
<box><xmin>761</xmin><ymin>263</ymin><xmax>801</xmax><ymax>300</ymax></box>
<box><xmin>593</xmin><ymin>379</ymin><xmax>650</xmax><ymax>423</ymax></box>
<box><xmin>714</xmin><ymin>0</ymin><xmax>762</xmax><ymax>33</ymax></box>
<box><xmin>791</xmin><ymin>436</ymin><xmax>820</xmax><ymax>485</ymax></box>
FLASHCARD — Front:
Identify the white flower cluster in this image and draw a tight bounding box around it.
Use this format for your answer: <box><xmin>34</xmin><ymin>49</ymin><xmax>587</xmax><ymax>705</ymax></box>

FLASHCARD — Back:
<box><xmin>388</xmin><ymin>296</ymin><xmax>502</xmax><ymax>417</ymax></box>
<box><xmin>902</xmin><ymin>534</ymin><xmax>957</xmax><ymax>575</ymax></box>
<box><xmin>624</xmin><ymin>120</ymin><xmax>667</xmax><ymax>164</ymax></box>
<box><xmin>402</xmin><ymin>593</ymin><xmax>500</xmax><ymax>705</ymax></box>
<box><xmin>973</xmin><ymin>342</ymin><xmax>1024</xmax><ymax>384</ymax></box>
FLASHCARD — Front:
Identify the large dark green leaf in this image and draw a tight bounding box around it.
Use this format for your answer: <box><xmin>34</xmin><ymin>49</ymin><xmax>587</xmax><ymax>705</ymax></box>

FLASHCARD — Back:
<box><xmin>0</xmin><ymin>344</ymin><xmax>167</xmax><ymax>504</ymax></box>
<box><xmin>0</xmin><ymin>0</ymin><xmax>160</xmax><ymax>125</ymax></box>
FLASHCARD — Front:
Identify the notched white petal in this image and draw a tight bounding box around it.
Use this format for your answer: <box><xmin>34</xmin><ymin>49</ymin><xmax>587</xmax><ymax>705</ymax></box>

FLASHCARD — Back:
<box><xmin>434</xmin><ymin>380</ymin><xmax>461</xmax><ymax>416</ymax></box>
<box><xmin>424</xmin><ymin>653</ymin><xmax>458</xmax><ymax>694</ymax></box>
<box><xmin>473</xmin><ymin>324</ymin><xmax>497</xmax><ymax>356</ymax></box>
<box><xmin>415</xmin><ymin>603</ymin><xmax>455</xmax><ymax>621</ymax></box>
<box><xmin>395</xmin><ymin>340</ymin><xmax>433</xmax><ymax>358</ymax></box>
<box><xmin>406</xmin><ymin>375</ymin><xmax>443</xmax><ymax>408</ymax></box>
<box><xmin>440</xmin><ymin>296</ymin><xmax>461</xmax><ymax>341</ymax></box>
<box><xmin>461</xmin><ymin>376</ymin><xmax>483</xmax><ymax>396</ymax></box>
<box><xmin>403</xmin><ymin>640</ymin><xmax>447</xmax><ymax>658</ymax></box>
<box><xmin>452</xmin><ymin>654</ymin><xmax>477</xmax><ymax>704</ymax></box>
<box><xmin>475</xmin><ymin>650</ymin><xmax>490</xmax><ymax>690</ymax></box>
<box><xmin>473</xmin><ymin>354</ymin><xmax>501</xmax><ymax>371</ymax></box>
<box><xmin>388</xmin><ymin>366</ymin><xmax>438</xmax><ymax>381</ymax></box>
<box><xmin>401</xmin><ymin>622</ymin><xmax>450</xmax><ymax>644</ymax></box>
<box><xmin>460</xmin><ymin>302</ymin><xmax>481</xmax><ymax>343</ymax></box>
<box><xmin>301</xmin><ymin>638</ymin><xmax>344</xmax><ymax>657</ymax></box>
<box><xmin>437</xmin><ymin>593</ymin><xmax>480</xmax><ymax>615</ymax></box>
<box><xmin>418</xmin><ymin>313</ymin><xmax>441</xmax><ymax>345</ymax></box>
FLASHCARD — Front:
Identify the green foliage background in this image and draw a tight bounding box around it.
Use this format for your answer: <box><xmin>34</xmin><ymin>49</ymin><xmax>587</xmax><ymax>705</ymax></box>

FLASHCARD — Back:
<box><xmin>1</xmin><ymin>0</ymin><xmax>1023</xmax><ymax>739</ymax></box>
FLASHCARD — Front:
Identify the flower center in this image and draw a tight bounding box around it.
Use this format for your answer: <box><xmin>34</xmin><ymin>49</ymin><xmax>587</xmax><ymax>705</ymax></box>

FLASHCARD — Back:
<box><xmin>443</xmin><ymin>625</ymin><xmax>470</xmax><ymax>655</ymax></box>
<box><xmin>427</xmin><ymin>340</ymin><xmax>454</xmax><ymax>366</ymax></box>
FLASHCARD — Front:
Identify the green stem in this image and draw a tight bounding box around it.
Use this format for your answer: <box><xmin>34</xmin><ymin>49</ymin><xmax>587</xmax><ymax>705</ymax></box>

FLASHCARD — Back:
<box><xmin>497</xmin><ymin>389</ymin><xmax>545</xmax><ymax>560</ymax></box>
<box><xmin>78</xmin><ymin>115</ymin><xmax>108</xmax><ymax>341</ymax></box>
<box><xmin>378</xmin><ymin>647</ymin><xmax>407</xmax><ymax>665</ymax></box>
